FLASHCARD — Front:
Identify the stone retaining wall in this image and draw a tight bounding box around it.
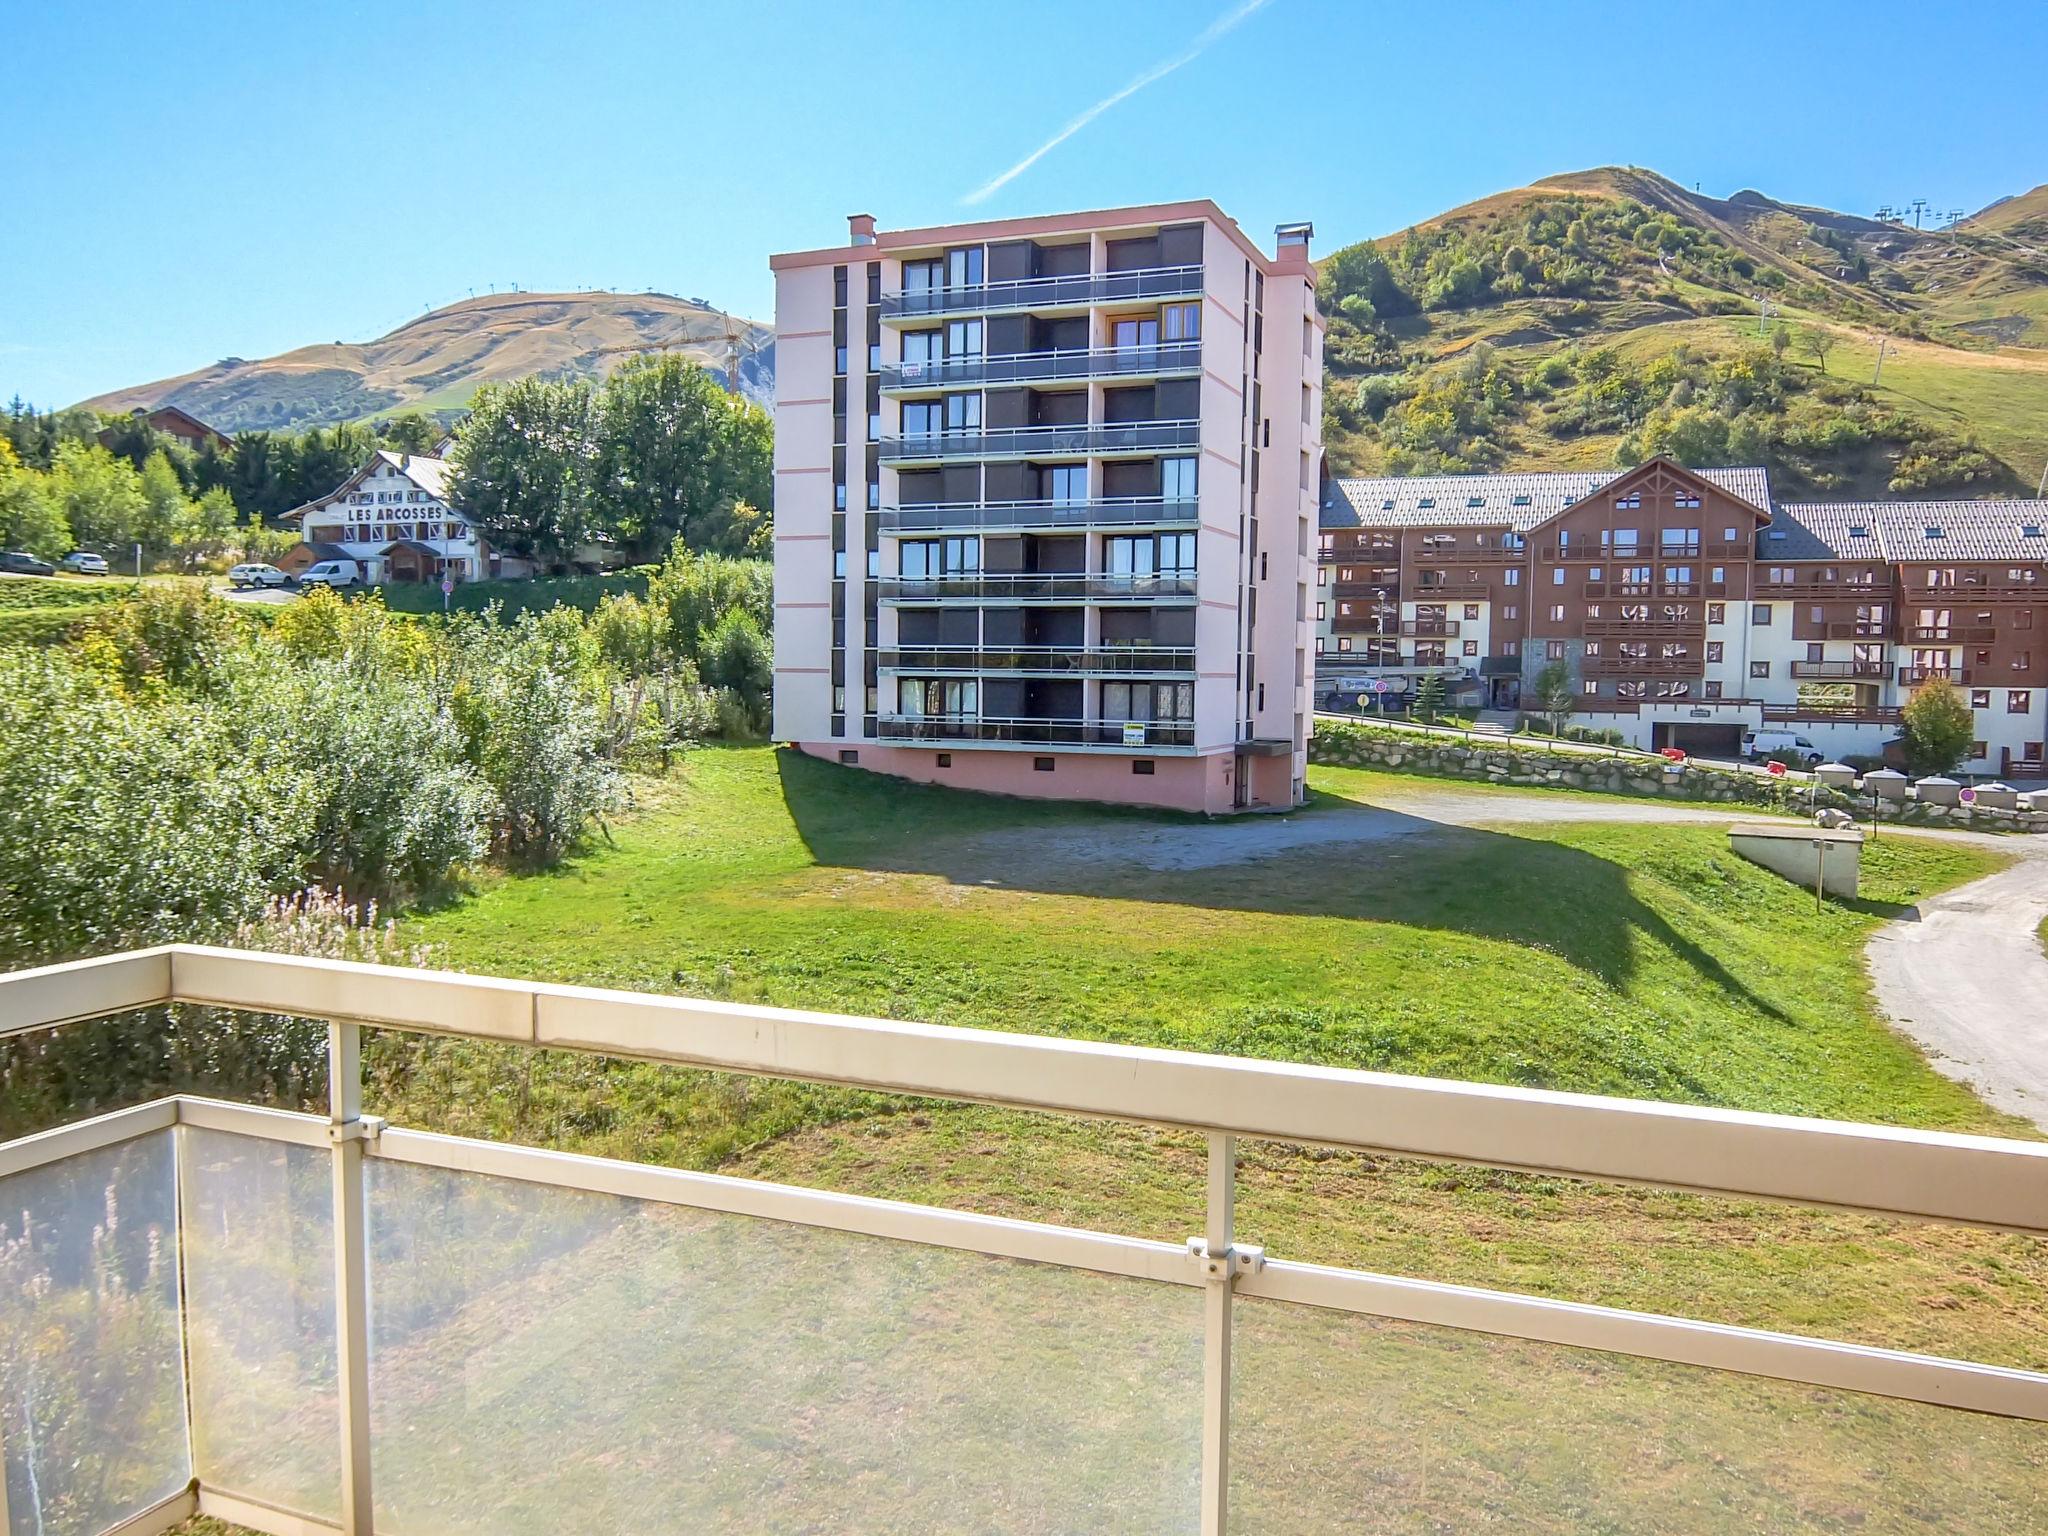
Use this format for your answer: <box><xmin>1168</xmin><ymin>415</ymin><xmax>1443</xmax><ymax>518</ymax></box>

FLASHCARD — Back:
<box><xmin>1311</xmin><ymin>720</ymin><xmax>2048</xmax><ymax>834</ymax></box>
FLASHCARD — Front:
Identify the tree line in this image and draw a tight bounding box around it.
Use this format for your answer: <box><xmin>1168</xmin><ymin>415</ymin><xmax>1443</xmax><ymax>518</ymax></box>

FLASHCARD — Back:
<box><xmin>448</xmin><ymin>353</ymin><xmax>772</xmax><ymax>569</ymax></box>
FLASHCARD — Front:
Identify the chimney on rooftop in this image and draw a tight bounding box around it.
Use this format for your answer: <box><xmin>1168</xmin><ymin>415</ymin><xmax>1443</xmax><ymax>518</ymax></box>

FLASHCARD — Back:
<box><xmin>848</xmin><ymin>213</ymin><xmax>877</xmax><ymax>246</ymax></box>
<box><xmin>1275</xmin><ymin>221</ymin><xmax>1314</xmax><ymax>253</ymax></box>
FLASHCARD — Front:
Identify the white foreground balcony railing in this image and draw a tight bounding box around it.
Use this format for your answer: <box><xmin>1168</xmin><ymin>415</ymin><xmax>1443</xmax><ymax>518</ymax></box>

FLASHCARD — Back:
<box><xmin>1</xmin><ymin>945</ymin><xmax>2046</xmax><ymax>1536</ymax></box>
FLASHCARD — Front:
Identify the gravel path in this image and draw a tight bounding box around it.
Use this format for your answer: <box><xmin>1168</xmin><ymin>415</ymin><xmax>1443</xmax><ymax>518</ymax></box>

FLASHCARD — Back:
<box><xmin>1867</xmin><ymin>844</ymin><xmax>2048</xmax><ymax>1130</ymax></box>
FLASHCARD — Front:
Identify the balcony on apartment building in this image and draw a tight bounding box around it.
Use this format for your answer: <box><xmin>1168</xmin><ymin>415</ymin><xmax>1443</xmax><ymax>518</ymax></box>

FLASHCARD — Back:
<box><xmin>1898</xmin><ymin>665</ymin><xmax>1975</xmax><ymax>686</ymax></box>
<box><xmin>1582</xmin><ymin>577</ymin><xmax>1725</xmax><ymax>600</ymax></box>
<box><xmin>1790</xmin><ymin>660</ymin><xmax>1892</xmax><ymax>680</ymax></box>
<box><xmin>883</xmin><ymin>495</ymin><xmax>1200</xmax><ymax>535</ymax></box>
<box><xmin>1410</xmin><ymin>536</ymin><xmax>1524</xmax><ymax>564</ymax></box>
<box><xmin>7</xmin><ymin>949</ymin><xmax>2039</xmax><ymax>1536</ymax></box>
<box><xmin>880</xmin><ymin>340</ymin><xmax>1201</xmax><ymax>392</ymax></box>
<box><xmin>1911</xmin><ymin>574</ymin><xmax>2046</xmax><ymax>599</ymax></box>
<box><xmin>1763</xmin><ymin>702</ymin><xmax>1906</xmax><ymax>724</ymax></box>
<box><xmin>875</xmin><ymin>645</ymin><xmax>1196</xmax><ymax>677</ymax></box>
<box><xmin>1540</xmin><ymin>541</ymin><xmax>1704</xmax><ymax>563</ymax></box>
<box><xmin>1582</xmin><ymin>654</ymin><xmax>1703</xmax><ymax>678</ymax></box>
<box><xmin>880</xmin><ymin>419</ymin><xmax>1199</xmax><ymax>465</ymax></box>
<box><xmin>876</xmin><ymin>571</ymin><xmax>1197</xmax><ymax>603</ymax></box>
<box><xmin>875</xmin><ymin>714</ymin><xmax>1198</xmax><ymax>749</ymax></box>
<box><xmin>1906</xmin><ymin>624</ymin><xmax>1999</xmax><ymax>644</ymax></box>
<box><xmin>879</xmin><ymin>265</ymin><xmax>1203</xmax><ymax>322</ymax></box>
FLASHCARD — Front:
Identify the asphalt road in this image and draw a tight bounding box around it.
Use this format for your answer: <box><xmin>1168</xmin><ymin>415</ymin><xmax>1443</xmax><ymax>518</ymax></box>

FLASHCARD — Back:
<box><xmin>1866</xmin><ymin>842</ymin><xmax>2048</xmax><ymax>1130</ymax></box>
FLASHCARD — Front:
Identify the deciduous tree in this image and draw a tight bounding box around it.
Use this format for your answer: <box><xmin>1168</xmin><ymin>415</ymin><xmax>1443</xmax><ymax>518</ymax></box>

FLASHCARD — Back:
<box><xmin>1900</xmin><ymin>676</ymin><xmax>1974</xmax><ymax>775</ymax></box>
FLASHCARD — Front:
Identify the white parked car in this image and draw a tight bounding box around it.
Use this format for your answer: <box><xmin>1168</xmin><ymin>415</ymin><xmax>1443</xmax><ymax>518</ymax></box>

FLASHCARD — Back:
<box><xmin>1741</xmin><ymin>728</ymin><xmax>1825</xmax><ymax>767</ymax></box>
<box><xmin>228</xmin><ymin>562</ymin><xmax>291</xmax><ymax>589</ymax></box>
<box><xmin>59</xmin><ymin>551</ymin><xmax>109</xmax><ymax>575</ymax></box>
<box><xmin>297</xmin><ymin>559</ymin><xmax>363</xmax><ymax>590</ymax></box>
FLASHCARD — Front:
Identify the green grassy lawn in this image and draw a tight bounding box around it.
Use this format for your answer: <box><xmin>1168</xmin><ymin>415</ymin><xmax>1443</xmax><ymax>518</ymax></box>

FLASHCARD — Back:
<box><xmin>169</xmin><ymin>747</ymin><xmax>2048</xmax><ymax>1533</ymax></box>
<box><xmin>373</xmin><ymin>750</ymin><xmax>2048</xmax><ymax>1364</ymax></box>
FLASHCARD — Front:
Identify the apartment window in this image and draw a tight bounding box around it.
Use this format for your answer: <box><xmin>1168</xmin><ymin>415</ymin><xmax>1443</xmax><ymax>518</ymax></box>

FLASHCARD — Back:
<box><xmin>1972</xmin><ymin>690</ymin><xmax>1991</xmax><ymax>709</ymax></box>
<box><xmin>901</xmin><ymin>258</ymin><xmax>941</xmax><ymax>298</ymax></box>
<box><xmin>1463</xmin><ymin>604</ymin><xmax>1480</xmax><ymax>620</ymax></box>
<box><xmin>1033</xmin><ymin>756</ymin><xmax>1055</xmax><ymax>772</ymax></box>
<box><xmin>1549</xmin><ymin>605</ymin><xmax>1566</xmax><ymax>622</ymax></box>
<box><xmin>1583</xmin><ymin>641</ymin><xmax>1601</xmax><ymax>657</ymax></box>
<box><xmin>2016</xmin><ymin>651</ymin><xmax>2034</xmax><ymax>673</ymax></box>
<box><xmin>1551</xmin><ymin>567</ymin><xmax>1566</xmax><ymax>586</ymax></box>
<box><xmin>898</xmin><ymin>678</ymin><xmax>978</xmax><ymax>718</ymax></box>
<box><xmin>945</xmin><ymin>247</ymin><xmax>985</xmax><ymax>289</ymax></box>
<box><xmin>1751</xmin><ymin>661</ymin><xmax>1771</xmax><ymax>678</ymax></box>
<box><xmin>1706</xmin><ymin>642</ymin><xmax>1723</xmax><ymax>663</ymax></box>
<box><xmin>2010</xmin><ymin>690</ymin><xmax>2033</xmax><ymax>715</ymax></box>
<box><xmin>1315</xmin><ymin>637</ymin><xmax>1326</xmax><ymax>654</ymax></box>
<box><xmin>1161</xmin><ymin>457</ymin><xmax>1198</xmax><ymax>501</ymax></box>
<box><xmin>1315</xmin><ymin>602</ymin><xmax>1326</xmax><ymax>620</ymax></box>
<box><xmin>834</xmin><ymin>345</ymin><xmax>848</xmax><ymax>375</ymax></box>
<box><xmin>1106</xmin><ymin>532</ymin><xmax>1194</xmax><ymax>578</ymax></box>
<box><xmin>1500</xmin><ymin>640</ymin><xmax>1518</xmax><ymax>657</ymax></box>
<box><xmin>1752</xmin><ymin>604</ymin><xmax>1773</xmax><ymax>626</ymax></box>
<box><xmin>1503</xmin><ymin>569</ymin><xmax>1520</xmax><ymax>586</ymax></box>
<box><xmin>1161</xmin><ymin>302</ymin><xmax>1201</xmax><ymax>342</ymax></box>
<box><xmin>833</xmin><ymin>550</ymin><xmax>847</xmax><ymax>579</ymax></box>
<box><xmin>1546</xmin><ymin>640</ymin><xmax>1566</xmax><ymax>661</ymax></box>
<box><xmin>902</xmin><ymin>330</ymin><xmax>942</xmax><ymax>366</ymax></box>
<box><xmin>901</xmin><ymin>400</ymin><xmax>942</xmax><ymax>439</ymax></box>
<box><xmin>1132</xmin><ymin>760</ymin><xmax>1156</xmax><ymax>775</ymax></box>
<box><xmin>1582</xmin><ymin>681</ymin><xmax>1599</xmax><ymax>695</ymax></box>
<box><xmin>900</xmin><ymin>537</ymin><xmax>979</xmax><ymax>579</ymax></box>
<box><xmin>1502</xmin><ymin>605</ymin><xmax>1518</xmax><ymax>620</ymax></box>
<box><xmin>945</xmin><ymin>319</ymin><xmax>983</xmax><ymax>358</ymax></box>
<box><xmin>1337</xmin><ymin>637</ymin><xmax>1352</xmax><ymax>652</ymax></box>
<box><xmin>1103</xmin><ymin>681</ymin><xmax>1193</xmax><ymax>721</ymax></box>
<box><xmin>832</xmin><ymin>687</ymin><xmax>847</xmax><ymax>712</ymax></box>
<box><xmin>868</xmin><ymin>482</ymin><xmax>881</xmax><ymax>510</ymax></box>
<box><xmin>834</xmin><ymin>482</ymin><xmax>848</xmax><ymax>511</ymax></box>
<box><xmin>1971</xmin><ymin>741</ymin><xmax>1988</xmax><ymax>761</ymax></box>
<box><xmin>867</xmin><ymin>549</ymin><xmax>880</xmax><ymax>579</ymax></box>
<box><xmin>944</xmin><ymin>393</ymin><xmax>981</xmax><ymax>432</ymax></box>
<box><xmin>1704</xmin><ymin>681</ymin><xmax>1723</xmax><ymax>699</ymax></box>
<box><xmin>867</xmin><ymin>412</ymin><xmax>881</xmax><ymax>442</ymax></box>
<box><xmin>1462</xmin><ymin>640</ymin><xmax>1478</xmax><ymax>657</ymax></box>
<box><xmin>1805</xmin><ymin>642</ymin><xmax>1825</xmax><ymax>663</ymax></box>
<box><xmin>1044</xmin><ymin>464</ymin><xmax>1087</xmax><ymax>504</ymax></box>
<box><xmin>868</xmin><ymin>344</ymin><xmax>881</xmax><ymax>371</ymax></box>
<box><xmin>1316</xmin><ymin>567</ymin><xmax>1329</xmax><ymax>588</ymax></box>
<box><xmin>1707</xmin><ymin>602</ymin><xmax>1725</xmax><ymax>624</ymax></box>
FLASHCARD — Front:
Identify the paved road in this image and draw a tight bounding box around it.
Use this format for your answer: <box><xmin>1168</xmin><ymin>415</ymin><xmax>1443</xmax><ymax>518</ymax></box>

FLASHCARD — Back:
<box><xmin>1867</xmin><ymin>842</ymin><xmax>2048</xmax><ymax>1130</ymax></box>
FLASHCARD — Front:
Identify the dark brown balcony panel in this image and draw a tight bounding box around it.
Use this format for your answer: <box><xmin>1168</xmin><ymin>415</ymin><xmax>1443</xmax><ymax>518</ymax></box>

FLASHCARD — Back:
<box><xmin>1790</xmin><ymin>661</ymin><xmax>1890</xmax><ymax>680</ymax></box>
<box><xmin>1897</xmin><ymin>667</ymin><xmax>1974</xmax><ymax>686</ymax></box>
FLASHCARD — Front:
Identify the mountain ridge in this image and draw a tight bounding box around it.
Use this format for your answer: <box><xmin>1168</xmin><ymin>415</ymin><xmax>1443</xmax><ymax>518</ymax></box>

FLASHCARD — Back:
<box><xmin>78</xmin><ymin>290</ymin><xmax>773</xmax><ymax>433</ymax></box>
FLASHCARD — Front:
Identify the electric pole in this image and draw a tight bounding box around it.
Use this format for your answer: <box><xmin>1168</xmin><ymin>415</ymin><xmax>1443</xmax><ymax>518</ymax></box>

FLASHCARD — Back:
<box><xmin>1872</xmin><ymin>336</ymin><xmax>1892</xmax><ymax>387</ymax></box>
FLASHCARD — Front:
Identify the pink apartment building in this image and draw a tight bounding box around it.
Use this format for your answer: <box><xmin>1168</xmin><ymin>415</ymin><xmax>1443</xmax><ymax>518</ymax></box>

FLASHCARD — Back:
<box><xmin>769</xmin><ymin>201</ymin><xmax>1323</xmax><ymax>814</ymax></box>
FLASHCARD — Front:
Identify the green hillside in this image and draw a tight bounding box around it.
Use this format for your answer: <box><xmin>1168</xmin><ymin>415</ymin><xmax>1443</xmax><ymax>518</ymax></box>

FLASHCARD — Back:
<box><xmin>1319</xmin><ymin>167</ymin><xmax>2048</xmax><ymax>497</ymax></box>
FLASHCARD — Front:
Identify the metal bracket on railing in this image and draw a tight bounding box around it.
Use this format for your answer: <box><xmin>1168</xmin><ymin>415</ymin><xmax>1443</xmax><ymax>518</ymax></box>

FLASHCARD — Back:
<box><xmin>1186</xmin><ymin>1237</ymin><xmax>1264</xmax><ymax>1281</ymax></box>
<box><xmin>329</xmin><ymin>1115</ymin><xmax>385</xmax><ymax>1145</ymax></box>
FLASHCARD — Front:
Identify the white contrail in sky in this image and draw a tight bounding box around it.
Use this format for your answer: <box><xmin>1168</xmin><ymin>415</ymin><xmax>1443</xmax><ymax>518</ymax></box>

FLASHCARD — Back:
<box><xmin>961</xmin><ymin>0</ymin><xmax>1276</xmax><ymax>206</ymax></box>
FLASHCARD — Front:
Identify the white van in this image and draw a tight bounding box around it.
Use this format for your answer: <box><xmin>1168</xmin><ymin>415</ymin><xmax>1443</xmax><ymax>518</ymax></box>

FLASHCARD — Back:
<box><xmin>1741</xmin><ymin>728</ymin><xmax>1824</xmax><ymax>767</ymax></box>
<box><xmin>299</xmin><ymin>558</ymin><xmax>363</xmax><ymax>590</ymax></box>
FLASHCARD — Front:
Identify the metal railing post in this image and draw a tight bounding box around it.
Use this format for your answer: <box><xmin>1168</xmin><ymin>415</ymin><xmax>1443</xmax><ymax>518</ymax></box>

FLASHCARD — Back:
<box><xmin>1193</xmin><ymin>1132</ymin><xmax>1259</xmax><ymax>1536</ymax></box>
<box><xmin>328</xmin><ymin>1021</ymin><xmax>378</xmax><ymax>1533</ymax></box>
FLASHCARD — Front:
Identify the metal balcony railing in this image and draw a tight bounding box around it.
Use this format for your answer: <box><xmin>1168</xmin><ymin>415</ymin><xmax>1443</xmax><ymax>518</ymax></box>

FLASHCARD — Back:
<box><xmin>1</xmin><ymin>947</ymin><xmax>2044</xmax><ymax>1536</ymax></box>
<box><xmin>875</xmin><ymin>715</ymin><xmax>1197</xmax><ymax>748</ymax></box>
<box><xmin>1790</xmin><ymin>660</ymin><xmax>1891</xmax><ymax>680</ymax></box>
<box><xmin>875</xmin><ymin>645</ymin><xmax>1196</xmax><ymax>676</ymax></box>
<box><xmin>882</xmin><ymin>496</ymin><xmax>1199</xmax><ymax>533</ymax></box>
<box><xmin>880</xmin><ymin>263</ymin><xmax>1203</xmax><ymax>320</ymax></box>
<box><xmin>879</xmin><ymin>419</ymin><xmax>1200</xmax><ymax>463</ymax></box>
<box><xmin>875</xmin><ymin>572</ymin><xmax>1198</xmax><ymax>603</ymax></box>
<box><xmin>881</xmin><ymin>340</ymin><xmax>1201</xmax><ymax>391</ymax></box>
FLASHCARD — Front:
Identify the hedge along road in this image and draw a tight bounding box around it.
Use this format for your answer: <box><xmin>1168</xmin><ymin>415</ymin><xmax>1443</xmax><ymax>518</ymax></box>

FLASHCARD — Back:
<box><xmin>1292</xmin><ymin>770</ymin><xmax>2048</xmax><ymax>1132</ymax></box>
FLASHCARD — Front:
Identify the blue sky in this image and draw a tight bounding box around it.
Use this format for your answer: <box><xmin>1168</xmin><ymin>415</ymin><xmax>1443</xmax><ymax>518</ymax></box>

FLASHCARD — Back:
<box><xmin>6</xmin><ymin>0</ymin><xmax>2045</xmax><ymax>407</ymax></box>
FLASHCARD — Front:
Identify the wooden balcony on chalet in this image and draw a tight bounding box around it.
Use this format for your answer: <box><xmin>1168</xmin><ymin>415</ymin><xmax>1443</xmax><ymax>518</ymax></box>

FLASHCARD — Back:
<box><xmin>1790</xmin><ymin>660</ymin><xmax>1890</xmax><ymax>681</ymax></box>
<box><xmin>1898</xmin><ymin>666</ymin><xmax>1974</xmax><ymax>686</ymax></box>
<box><xmin>1582</xmin><ymin>581</ymin><xmax>1725</xmax><ymax>600</ymax></box>
<box><xmin>1540</xmin><ymin>543</ymin><xmax>1702</xmax><ymax>562</ymax></box>
<box><xmin>1904</xmin><ymin>625</ymin><xmax>1999</xmax><ymax>644</ymax></box>
<box><xmin>1582</xmin><ymin>655</ymin><xmax>1703</xmax><ymax>678</ymax></box>
<box><xmin>1411</xmin><ymin>540</ymin><xmax>1525</xmax><ymax>564</ymax></box>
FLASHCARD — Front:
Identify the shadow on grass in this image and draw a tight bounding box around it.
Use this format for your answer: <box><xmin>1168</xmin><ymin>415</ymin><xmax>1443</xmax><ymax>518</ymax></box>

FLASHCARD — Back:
<box><xmin>775</xmin><ymin>748</ymin><xmax>1792</xmax><ymax>1026</ymax></box>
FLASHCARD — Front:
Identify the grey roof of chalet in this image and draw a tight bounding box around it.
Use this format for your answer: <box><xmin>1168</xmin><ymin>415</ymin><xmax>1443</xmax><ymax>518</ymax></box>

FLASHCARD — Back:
<box><xmin>1771</xmin><ymin>499</ymin><xmax>2048</xmax><ymax>563</ymax></box>
<box><xmin>1324</xmin><ymin>466</ymin><xmax>1774</xmax><ymax>530</ymax></box>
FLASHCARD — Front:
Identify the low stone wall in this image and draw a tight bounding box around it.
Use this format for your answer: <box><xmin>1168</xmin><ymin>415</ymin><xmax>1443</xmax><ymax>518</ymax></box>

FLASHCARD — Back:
<box><xmin>1310</xmin><ymin>720</ymin><xmax>2048</xmax><ymax>834</ymax></box>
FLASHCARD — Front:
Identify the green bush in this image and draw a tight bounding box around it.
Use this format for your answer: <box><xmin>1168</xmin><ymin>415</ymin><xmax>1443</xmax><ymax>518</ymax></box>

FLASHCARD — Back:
<box><xmin>0</xmin><ymin>607</ymin><xmax>95</xmax><ymax>646</ymax></box>
<box><xmin>376</xmin><ymin>567</ymin><xmax>655</xmax><ymax>618</ymax></box>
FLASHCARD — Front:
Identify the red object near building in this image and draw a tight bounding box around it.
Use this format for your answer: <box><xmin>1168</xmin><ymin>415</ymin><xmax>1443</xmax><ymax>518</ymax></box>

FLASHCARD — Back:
<box><xmin>1767</xmin><ymin>759</ymin><xmax>1788</xmax><ymax>777</ymax></box>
